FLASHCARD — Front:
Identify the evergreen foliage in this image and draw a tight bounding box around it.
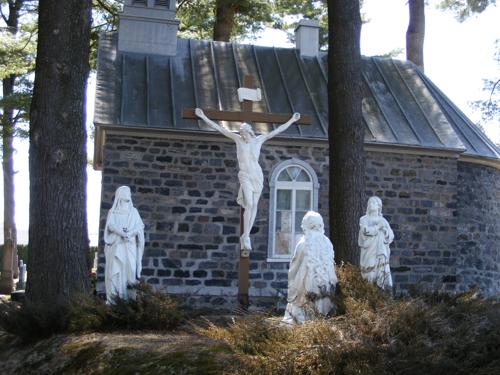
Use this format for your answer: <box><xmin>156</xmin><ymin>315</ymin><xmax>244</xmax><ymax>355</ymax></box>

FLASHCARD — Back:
<box><xmin>438</xmin><ymin>0</ymin><xmax>496</xmax><ymax>21</ymax></box>
<box><xmin>0</xmin><ymin>1</ymin><xmax>37</xmax><ymax>146</ymax></box>
<box><xmin>1</xmin><ymin>266</ymin><xmax>500</xmax><ymax>373</ymax></box>
<box><xmin>472</xmin><ymin>40</ymin><xmax>500</xmax><ymax>133</ymax></box>
<box><xmin>198</xmin><ymin>264</ymin><xmax>500</xmax><ymax>374</ymax></box>
<box><xmin>0</xmin><ymin>281</ymin><xmax>184</xmax><ymax>341</ymax></box>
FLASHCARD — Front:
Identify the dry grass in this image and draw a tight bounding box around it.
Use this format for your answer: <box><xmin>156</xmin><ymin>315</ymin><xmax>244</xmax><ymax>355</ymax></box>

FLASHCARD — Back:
<box><xmin>1</xmin><ymin>264</ymin><xmax>499</xmax><ymax>374</ymax></box>
<box><xmin>0</xmin><ymin>331</ymin><xmax>230</xmax><ymax>375</ymax></box>
<box><xmin>196</xmin><ymin>264</ymin><xmax>500</xmax><ymax>375</ymax></box>
<box><xmin>0</xmin><ymin>281</ymin><xmax>184</xmax><ymax>341</ymax></box>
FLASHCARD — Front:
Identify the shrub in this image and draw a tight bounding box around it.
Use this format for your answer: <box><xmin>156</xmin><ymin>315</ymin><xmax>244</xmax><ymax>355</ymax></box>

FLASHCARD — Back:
<box><xmin>198</xmin><ymin>263</ymin><xmax>500</xmax><ymax>374</ymax></box>
<box><xmin>87</xmin><ymin>246</ymin><xmax>98</xmax><ymax>273</ymax></box>
<box><xmin>0</xmin><ymin>281</ymin><xmax>184</xmax><ymax>341</ymax></box>
<box><xmin>0</xmin><ymin>301</ymin><xmax>70</xmax><ymax>342</ymax></box>
<box><xmin>102</xmin><ymin>281</ymin><xmax>185</xmax><ymax>331</ymax></box>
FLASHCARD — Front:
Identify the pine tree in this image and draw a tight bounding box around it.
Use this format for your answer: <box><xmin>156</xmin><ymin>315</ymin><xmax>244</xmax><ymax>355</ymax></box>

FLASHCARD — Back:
<box><xmin>327</xmin><ymin>0</ymin><xmax>364</xmax><ymax>264</ymax></box>
<box><xmin>27</xmin><ymin>0</ymin><xmax>91</xmax><ymax>305</ymax></box>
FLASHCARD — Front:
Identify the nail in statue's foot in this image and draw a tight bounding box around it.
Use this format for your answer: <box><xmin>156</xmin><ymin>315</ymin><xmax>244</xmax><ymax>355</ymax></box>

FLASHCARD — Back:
<box><xmin>245</xmin><ymin>236</ymin><xmax>252</xmax><ymax>251</ymax></box>
<box><xmin>240</xmin><ymin>235</ymin><xmax>252</xmax><ymax>251</ymax></box>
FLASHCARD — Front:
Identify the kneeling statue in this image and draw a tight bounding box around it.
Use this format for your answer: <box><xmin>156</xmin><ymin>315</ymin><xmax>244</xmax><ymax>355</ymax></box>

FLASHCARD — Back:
<box><xmin>282</xmin><ymin>211</ymin><xmax>337</xmax><ymax>324</ymax></box>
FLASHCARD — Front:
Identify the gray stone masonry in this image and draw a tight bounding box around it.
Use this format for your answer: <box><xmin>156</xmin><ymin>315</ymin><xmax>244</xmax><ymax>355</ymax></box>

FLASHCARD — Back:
<box><xmin>96</xmin><ymin>133</ymin><xmax>499</xmax><ymax>305</ymax></box>
<box><xmin>365</xmin><ymin>152</ymin><xmax>458</xmax><ymax>293</ymax></box>
<box><xmin>456</xmin><ymin>162</ymin><xmax>500</xmax><ymax>297</ymax></box>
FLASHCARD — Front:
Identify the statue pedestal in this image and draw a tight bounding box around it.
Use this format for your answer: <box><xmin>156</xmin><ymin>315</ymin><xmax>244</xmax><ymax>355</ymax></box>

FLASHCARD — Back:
<box><xmin>10</xmin><ymin>290</ymin><xmax>25</xmax><ymax>302</ymax></box>
<box><xmin>0</xmin><ymin>274</ymin><xmax>14</xmax><ymax>295</ymax></box>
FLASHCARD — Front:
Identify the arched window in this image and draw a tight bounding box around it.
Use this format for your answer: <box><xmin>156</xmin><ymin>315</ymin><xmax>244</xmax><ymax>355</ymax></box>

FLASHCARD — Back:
<box><xmin>268</xmin><ymin>159</ymin><xmax>319</xmax><ymax>261</ymax></box>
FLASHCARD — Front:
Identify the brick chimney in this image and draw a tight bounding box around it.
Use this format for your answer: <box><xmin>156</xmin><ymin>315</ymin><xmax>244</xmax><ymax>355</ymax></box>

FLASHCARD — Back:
<box><xmin>294</xmin><ymin>19</ymin><xmax>320</xmax><ymax>57</ymax></box>
<box><xmin>118</xmin><ymin>0</ymin><xmax>180</xmax><ymax>56</ymax></box>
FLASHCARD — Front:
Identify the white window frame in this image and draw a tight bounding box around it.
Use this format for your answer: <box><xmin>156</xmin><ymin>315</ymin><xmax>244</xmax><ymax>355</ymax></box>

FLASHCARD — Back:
<box><xmin>267</xmin><ymin>158</ymin><xmax>319</xmax><ymax>262</ymax></box>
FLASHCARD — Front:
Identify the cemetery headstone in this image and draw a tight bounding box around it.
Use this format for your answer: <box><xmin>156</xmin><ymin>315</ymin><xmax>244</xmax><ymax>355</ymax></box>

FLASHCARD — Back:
<box><xmin>16</xmin><ymin>260</ymin><xmax>26</xmax><ymax>290</ymax></box>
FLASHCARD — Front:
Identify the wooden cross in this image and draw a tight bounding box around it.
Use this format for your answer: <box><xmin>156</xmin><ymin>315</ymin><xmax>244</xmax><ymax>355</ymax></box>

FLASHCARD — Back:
<box><xmin>182</xmin><ymin>76</ymin><xmax>312</xmax><ymax>126</ymax></box>
<box><xmin>183</xmin><ymin>75</ymin><xmax>312</xmax><ymax>309</ymax></box>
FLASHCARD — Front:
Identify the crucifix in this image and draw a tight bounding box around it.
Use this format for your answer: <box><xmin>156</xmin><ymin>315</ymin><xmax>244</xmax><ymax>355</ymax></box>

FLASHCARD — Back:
<box><xmin>183</xmin><ymin>75</ymin><xmax>312</xmax><ymax>308</ymax></box>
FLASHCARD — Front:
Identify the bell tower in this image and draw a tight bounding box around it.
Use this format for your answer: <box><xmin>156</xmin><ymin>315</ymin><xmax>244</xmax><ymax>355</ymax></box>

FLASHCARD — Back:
<box><xmin>118</xmin><ymin>0</ymin><xmax>180</xmax><ymax>56</ymax></box>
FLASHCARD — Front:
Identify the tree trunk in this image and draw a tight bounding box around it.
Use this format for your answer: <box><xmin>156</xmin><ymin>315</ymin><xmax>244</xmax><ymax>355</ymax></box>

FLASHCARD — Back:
<box><xmin>0</xmin><ymin>0</ymin><xmax>22</xmax><ymax>294</ymax></box>
<box><xmin>327</xmin><ymin>0</ymin><xmax>365</xmax><ymax>265</ymax></box>
<box><xmin>406</xmin><ymin>0</ymin><xmax>425</xmax><ymax>71</ymax></box>
<box><xmin>213</xmin><ymin>0</ymin><xmax>236</xmax><ymax>41</ymax></box>
<box><xmin>0</xmin><ymin>75</ymin><xmax>17</xmax><ymax>294</ymax></box>
<box><xmin>27</xmin><ymin>0</ymin><xmax>91</xmax><ymax>306</ymax></box>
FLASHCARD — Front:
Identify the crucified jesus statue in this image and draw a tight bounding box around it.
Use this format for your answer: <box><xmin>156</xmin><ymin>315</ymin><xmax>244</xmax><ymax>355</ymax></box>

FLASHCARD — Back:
<box><xmin>195</xmin><ymin>108</ymin><xmax>301</xmax><ymax>251</ymax></box>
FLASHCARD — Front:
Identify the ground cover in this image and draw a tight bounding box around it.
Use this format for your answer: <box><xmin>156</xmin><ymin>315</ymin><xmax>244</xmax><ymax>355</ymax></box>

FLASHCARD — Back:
<box><xmin>1</xmin><ymin>265</ymin><xmax>499</xmax><ymax>375</ymax></box>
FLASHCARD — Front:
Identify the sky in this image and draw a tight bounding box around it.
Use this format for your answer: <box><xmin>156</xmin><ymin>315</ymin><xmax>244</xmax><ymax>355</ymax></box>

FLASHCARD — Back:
<box><xmin>1</xmin><ymin>0</ymin><xmax>499</xmax><ymax>245</ymax></box>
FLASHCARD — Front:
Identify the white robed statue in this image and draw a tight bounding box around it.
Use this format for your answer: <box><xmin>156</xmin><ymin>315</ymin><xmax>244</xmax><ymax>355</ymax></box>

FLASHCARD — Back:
<box><xmin>282</xmin><ymin>211</ymin><xmax>337</xmax><ymax>324</ymax></box>
<box><xmin>195</xmin><ymin>108</ymin><xmax>300</xmax><ymax>252</ymax></box>
<box><xmin>104</xmin><ymin>186</ymin><xmax>145</xmax><ymax>303</ymax></box>
<box><xmin>358</xmin><ymin>196</ymin><xmax>394</xmax><ymax>289</ymax></box>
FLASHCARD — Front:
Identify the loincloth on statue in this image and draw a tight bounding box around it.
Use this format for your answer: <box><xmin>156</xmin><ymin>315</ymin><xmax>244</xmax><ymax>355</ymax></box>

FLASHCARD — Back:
<box><xmin>237</xmin><ymin>170</ymin><xmax>263</xmax><ymax>209</ymax></box>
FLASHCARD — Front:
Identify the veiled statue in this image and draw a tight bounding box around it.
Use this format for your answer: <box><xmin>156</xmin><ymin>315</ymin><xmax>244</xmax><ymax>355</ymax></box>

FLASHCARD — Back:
<box><xmin>104</xmin><ymin>186</ymin><xmax>145</xmax><ymax>303</ymax></box>
<box><xmin>282</xmin><ymin>211</ymin><xmax>337</xmax><ymax>324</ymax></box>
<box><xmin>358</xmin><ymin>196</ymin><xmax>394</xmax><ymax>289</ymax></box>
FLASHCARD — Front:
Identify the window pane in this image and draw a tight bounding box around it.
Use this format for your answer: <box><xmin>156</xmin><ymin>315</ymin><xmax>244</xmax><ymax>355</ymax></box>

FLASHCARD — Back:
<box><xmin>296</xmin><ymin>170</ymin><xmax>311</xmax><ymax>182</ymax></box>
<box><xmin>296</xmin><ymin>190</ymin><xmax>311</xmax><ymax>211</ymax></box>
<box><xmin>275</xmin><ymin>211</ymin><xmax>292</xmax><ymax>255</ymax></box>
<box><xmin>295</xmin><ymin>210</ymin><xmax>308</xmax><ymax>233</ymax></box>
<box><xmin>287</xmin><ymin>166</ymin><xmax>300</xmax><ymax>180</ymax></box>
<box><xmin>277</xmin><ymin>189</ymin><xmax>292</xmax><ymax>210</ymax></box>
<box><xmin>277</xmin><ymin>169</ymin><xmax>292</xmax><ymax>181</ymax></box>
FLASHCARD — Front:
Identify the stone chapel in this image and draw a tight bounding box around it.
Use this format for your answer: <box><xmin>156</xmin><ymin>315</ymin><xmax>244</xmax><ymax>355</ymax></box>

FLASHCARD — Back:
<box><xmin>93</xmin><ymin>0</ymin><xmax>500</xmax><ymax>306</ymax></box>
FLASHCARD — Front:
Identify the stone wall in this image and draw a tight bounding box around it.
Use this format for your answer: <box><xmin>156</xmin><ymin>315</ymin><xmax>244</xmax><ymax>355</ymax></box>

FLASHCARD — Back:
<box><xmin>456</xmin><ymin>162</ymin><xmax>500</xmax><ymax>297</ymax></box>
<box><xmin>97</xmin><ymin>134</ymin><xmax>329</xmax><ymax>306</ymax></box>
<box><xmin>365</xmin><ymin>152</ymin><xmax>458</xmax><ymax>294</ymax></box>
<box><xmin>96</xmin><ymin>132</ymin><xmax>497</xmax><ymax>305</ymax></box>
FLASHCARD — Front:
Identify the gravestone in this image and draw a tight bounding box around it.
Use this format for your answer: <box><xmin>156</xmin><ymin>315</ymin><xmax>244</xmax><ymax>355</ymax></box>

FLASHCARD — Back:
<box><xmin>16</xmin><ymin>260</ymin><xmax>26</xmax><ymax>290</ymax></box>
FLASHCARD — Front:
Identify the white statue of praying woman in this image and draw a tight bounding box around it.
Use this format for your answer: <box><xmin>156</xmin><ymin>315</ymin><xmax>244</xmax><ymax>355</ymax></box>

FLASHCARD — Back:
<box><xmin>195</xmin><ymin>108</ymin><xmax>300</xmax><ymax>251</ymax></box>
<box><xmin>358</xmin><ymin>196</ymin><xmax>394</xmax><ymax>289</ymax></box>
<box><xmin>104</xmin><ymin>186</ymin><xmax>145</xmax><ymax>303</ymax></box>
<box><xmin>282</xmin><ymin>211</ymin><xmax>337</xmax><ymax>325</ymax></box>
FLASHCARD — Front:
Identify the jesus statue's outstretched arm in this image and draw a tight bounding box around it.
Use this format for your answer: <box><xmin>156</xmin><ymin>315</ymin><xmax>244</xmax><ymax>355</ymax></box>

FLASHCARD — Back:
<box><xmin>257</xmin><ymin>112</ymin><xmax>301</xmax><ymax>143</ymax></box>
<box><xmin>195</xmin><ymin>108</ymin><xmax>240</xmax><ymax>142</ymax></box>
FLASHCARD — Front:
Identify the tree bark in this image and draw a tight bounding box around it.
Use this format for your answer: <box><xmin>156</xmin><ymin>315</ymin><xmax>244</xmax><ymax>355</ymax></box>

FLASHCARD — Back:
<box><xmin>0</xmin><ymin>0</ymin><xmax>22</xmax><ymax>294</ymax></box>
<box><xmin>0</xmin><ymin>75</ymin><xmax>17</xmax><ymax>294</ymax></box>
<box><xmin>406</xmin><ymin>0</ymin><xmax>425</xmax><ymax>71</ymax></box>
<box><xmin>27</xmin><ymin>0</ymin><xmax>91</xmax><ymax>305</ymax></box>
<box><xmin>327</xmin><ymin>0</ymin><xmax>365</xmax><ymax>265</ymax></box>
<box><xmin>213</xmin><ymin>0</ymin><xmax>236</xmax><ymax>41</ymax></box>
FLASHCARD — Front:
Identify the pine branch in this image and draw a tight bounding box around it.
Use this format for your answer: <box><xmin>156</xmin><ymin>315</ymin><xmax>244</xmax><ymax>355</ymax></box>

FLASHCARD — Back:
<box><xmin>0</xmin><ymin>7</ymin><xmax>8</xmax><ymax>24</ymax></box>
<box><xmin>177</xmin><ymin>0</ymin><xmax>193</xmax><ymax>11</ymax></box>
<box><xmin>488</xmin><ymin>78</ymin><xmax>500</xmax><ymax>105</ymax></box>
<box><xmin>95</xmin><ymin>0</ymin><xmax>116</xmax><ymax>16</ymax></box>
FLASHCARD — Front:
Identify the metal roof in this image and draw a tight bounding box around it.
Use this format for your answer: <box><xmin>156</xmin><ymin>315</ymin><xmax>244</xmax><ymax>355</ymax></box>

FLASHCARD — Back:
<box><xmin>94</xmin><ymin>33</ymin><xmax>500</xmax><ymax>161</ymax></box>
